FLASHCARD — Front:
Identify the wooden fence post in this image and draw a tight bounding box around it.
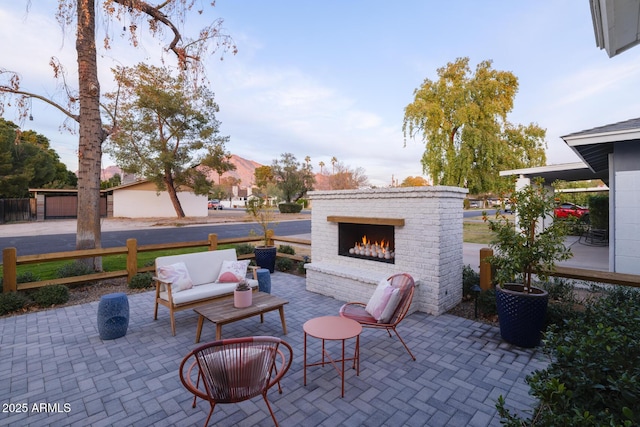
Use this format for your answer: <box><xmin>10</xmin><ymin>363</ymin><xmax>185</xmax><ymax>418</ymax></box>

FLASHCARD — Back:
<box><xmin>126</xmin><ymin>238</ymin><xmax>138</xmax><ymax>283</ymax></box>
<box><xmin>208</xmin><ymin>234</ymin><xmax>218</xmax><ymax>251</ymax></box>
<box><xmin>2</xmin><ymin>247</ymin><xmax>18</xmax><ymax>293</ymax></box>
<box><xmin>479</xmin><ymin>247</ymin><xmax>493</xmax><ymax>291</ymax></box>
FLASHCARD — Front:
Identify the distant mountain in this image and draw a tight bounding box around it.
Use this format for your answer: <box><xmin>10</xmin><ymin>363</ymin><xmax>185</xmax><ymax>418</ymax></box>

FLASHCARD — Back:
<box><xmin>100</xmin><ymin>155</ymin><xmax>263</xmax><ymax>189</ymax></box>
<box><xmin>100</xmin><ymin>154</ymin><xmax>331</xmax><ymax>190</ymax></box>
<box><xmin>100</xmin><ymin>165</ymin><xmax>124</xmax><ymax>181</ymax></box>
<box><xmin>207</xmin><ymin>154</ymin><xmax>263</xmax><ymax>188</ymax></box>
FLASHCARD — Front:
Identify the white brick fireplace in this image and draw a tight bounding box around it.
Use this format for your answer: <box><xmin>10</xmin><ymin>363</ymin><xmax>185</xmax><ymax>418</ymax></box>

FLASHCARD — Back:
<box><xmin>305</xmin><ymin>186</ymin><xmax>467</xmax><ymax>315</ymax></box>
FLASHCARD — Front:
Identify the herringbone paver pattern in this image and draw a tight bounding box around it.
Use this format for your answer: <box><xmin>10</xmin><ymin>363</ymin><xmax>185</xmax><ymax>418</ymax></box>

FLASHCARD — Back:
<box><xmin>0</xmin><ymin>273</ymin><xmax>547</xmax><ymax>426</ymax></box>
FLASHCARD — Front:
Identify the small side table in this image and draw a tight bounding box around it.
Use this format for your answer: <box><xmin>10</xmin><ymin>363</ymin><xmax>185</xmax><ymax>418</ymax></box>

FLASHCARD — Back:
<box><xmin>97</xmin><ymin>292</ymin><xmax>129</xmax><ymax>340</ymax></box>
<box><xmin>303</xmin><ymin>316</ymin><xmax>362</xmax><ymax>397</ymax></box>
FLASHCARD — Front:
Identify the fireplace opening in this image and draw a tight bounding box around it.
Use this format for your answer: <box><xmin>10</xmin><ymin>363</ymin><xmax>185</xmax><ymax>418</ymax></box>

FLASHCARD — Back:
<box><xmin>338</xmin><ymin>223</ymin><xmax>395</xmax><ymax>264</ymax></box>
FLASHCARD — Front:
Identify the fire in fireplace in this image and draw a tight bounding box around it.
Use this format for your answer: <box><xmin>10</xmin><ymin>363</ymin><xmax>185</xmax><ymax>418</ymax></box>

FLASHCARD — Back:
<box><xmin>338</xmin><ymin>222</ymin><xmax>395</xmax><ymax>264</ymax></box>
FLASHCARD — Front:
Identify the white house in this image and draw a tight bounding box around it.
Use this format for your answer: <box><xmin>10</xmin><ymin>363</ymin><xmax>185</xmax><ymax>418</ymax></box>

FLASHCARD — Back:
<box><xmin>111</xmin><ymin>180</ymin><xmax>207</xmax><ymax>218</ymax></box>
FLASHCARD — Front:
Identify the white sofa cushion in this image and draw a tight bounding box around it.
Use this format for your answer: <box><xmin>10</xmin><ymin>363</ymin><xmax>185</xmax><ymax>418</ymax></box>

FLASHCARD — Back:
<box><xmin>159</xmin><ymin>279</ymin><xmax>258</xmax><ymax>305</ymax></box>
<box><xmin>155</xmin><ymin>249</ymin><xmax>239</xmax><ymax>287</ymax></box>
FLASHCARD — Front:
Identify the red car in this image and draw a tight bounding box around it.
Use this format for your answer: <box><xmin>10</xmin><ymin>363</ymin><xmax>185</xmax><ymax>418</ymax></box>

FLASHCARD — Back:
<box><xmin>554</xmin><ymin>202</ymin><xmax>589</xmax><ymax>222</ymax></box>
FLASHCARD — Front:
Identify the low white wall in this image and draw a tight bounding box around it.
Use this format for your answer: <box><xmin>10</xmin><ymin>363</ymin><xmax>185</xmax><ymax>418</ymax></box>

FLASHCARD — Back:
<box><xmin>113</xmin><ymin>189</ymin><xmax>207</xmax><ymax>218</ymax></box>
<box><xmin>306</xmin><ymin>186</ymin><xmax>467</xmax><ymax>315</ymax></box>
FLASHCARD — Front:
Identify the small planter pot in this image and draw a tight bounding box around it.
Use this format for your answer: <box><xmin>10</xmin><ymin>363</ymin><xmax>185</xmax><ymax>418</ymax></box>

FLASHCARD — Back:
<box><xmin>234</xmin><ymin>289</ymin><xmax>252</xmax><ymax>308</ymax></box>
<box><xmin>495</xmin><ymin>283</ymin><xmax>548</xmax><ymax>348</ymax></box>
<box><xmin>254</xmin><ymin>246</ymin><xmax>277</xmax><ymax>273</ymax></box>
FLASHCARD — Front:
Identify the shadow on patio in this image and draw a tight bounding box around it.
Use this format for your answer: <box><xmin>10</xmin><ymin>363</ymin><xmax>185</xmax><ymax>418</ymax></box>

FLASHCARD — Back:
<box><xmin>0</xmin><ymin>272</ymin><xmax>546</xmax><ymax>426</ymax></box>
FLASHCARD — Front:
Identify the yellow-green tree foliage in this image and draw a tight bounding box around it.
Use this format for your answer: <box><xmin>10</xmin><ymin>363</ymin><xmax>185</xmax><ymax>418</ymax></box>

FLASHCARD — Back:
<box><xmin>400</xmin><ymin>176</ymin><xmax>429</xmax><ymax>187</ymax></box>
<box><xmin>403</xmin><ymin>57</ymin><xmax>546</xmax><ymax>195</ymax></box>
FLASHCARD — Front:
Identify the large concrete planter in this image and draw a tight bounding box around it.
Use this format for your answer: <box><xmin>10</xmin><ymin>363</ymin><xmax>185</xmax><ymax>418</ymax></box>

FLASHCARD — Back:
<box><xmin>496</xmin><ymin>283</ymin><xmax>548</xmax><ymax>348</ymax></box>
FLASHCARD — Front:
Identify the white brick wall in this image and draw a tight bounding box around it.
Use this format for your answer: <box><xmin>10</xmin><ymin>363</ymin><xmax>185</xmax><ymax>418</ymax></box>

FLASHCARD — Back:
<box><xmin>305</xmin><ymin>186</ymin><xmax>467</xmax><ymax>315</ymax></box>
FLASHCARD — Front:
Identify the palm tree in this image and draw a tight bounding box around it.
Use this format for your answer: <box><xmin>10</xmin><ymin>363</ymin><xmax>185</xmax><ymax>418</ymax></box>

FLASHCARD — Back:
<box><xmin>319</xmin><ymin>161</ymin><xmax>325</xmax><ymax>174</ymax></box>
<box><xmin>331</xmin><ymin>156</ymin><xmax>338</xmax><ymax>174</ymax></box>
<box><xmin>305</xmin><ymin>156</ymin><xmax>311</xmax><ymax>167</ymax></box>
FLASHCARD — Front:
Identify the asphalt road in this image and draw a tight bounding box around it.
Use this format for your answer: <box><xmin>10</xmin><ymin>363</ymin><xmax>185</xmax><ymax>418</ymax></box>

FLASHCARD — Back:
<box><xmin>1</xmin><ymin>209</ymin><xmax>492</xmax><ymax>257</ymax></box>
<box><xmin>1</xmin><ymin>220</ymin><xmax>311</xmax><ymax>256</ymax></box>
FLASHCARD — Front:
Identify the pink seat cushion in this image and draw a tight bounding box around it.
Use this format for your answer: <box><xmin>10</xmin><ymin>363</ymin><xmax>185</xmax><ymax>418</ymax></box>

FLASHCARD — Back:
<box><xmin>340</xmin><ymin>303</ymin><xmax>376</xmax><ymax>324</ymax></box>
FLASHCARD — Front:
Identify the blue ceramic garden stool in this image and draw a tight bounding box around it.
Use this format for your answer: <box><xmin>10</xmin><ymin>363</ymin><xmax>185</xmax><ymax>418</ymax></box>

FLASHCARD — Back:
<box><xmin>256</xmin><ymin>268</ymin><xmax>272</xmax><ymax>294</ymax></box>
<box><xmin>97</xmin><ymin>292</ymin><xmax>129</xmax><ymax>340</ymax></box>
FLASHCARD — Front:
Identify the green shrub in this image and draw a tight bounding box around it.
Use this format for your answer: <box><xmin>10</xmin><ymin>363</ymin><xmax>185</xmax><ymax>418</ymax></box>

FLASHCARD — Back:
<box><xmin>32</xmin><ymin>284</ymin><xmax>70</xmax><ymax>306</ymax></box>
<box><xmin>129</xmin><ymin>272</ymin><xmax>153</xmax><ymax>289</ymax></box>
<box><xmin>235</xmin><ymin>243</ymin><xmax>255</xmax><ymax>256</ymax></box>
<box><xmin>57</xmin><ymin>261</ymin><xmax>94</xmax><ymax>278</ymax></box>
<box><xmin>462</xmin><ymin>264</ymin><xmax>480</xmax><ymax>298</ymax></box>
<box><xmin>588</xmin><ymin>194</ymin><xmax>609</xmax><ymax>230</ymax></box>
<box><xmin>0</xmin><ymin>292</ymin><xmax>28</xmax><ymax>315</ymax></box>
<box><xmin>497</xmin><ymin>287</ymin><xmax>640</xmax><ymax>426</ymax></box>
<box><xmin>275</xmin><ymin>258</ymin><xmax>294</xmax><ymax>272</ymax></box>
<box><xmin>0</xmin><ymin>271</ymin><xmax>41</xmax><ymax>293</ymax></box>
<box><xmin>477</xmin><ymin>288</ymin><xmax>497</xmax><ymax>317</ymax></box>
<box><xmin>278</xmin><ymin>245</ymin><xmax>296</xmax><ymax>255</ymax></box>
<box><xmin>540</xmin><ymin>278</ymin><xmax>582</xmax><ymax>328</ymax></box>
<box><xmin>278</xmin><ymin>202</ymin><xmax>302</xmax><ymax>213</ymax></box>
<box><xmin>17</xmin><ymin>271</ymin><xmax>41</xmax><ymax>283</ymax></box>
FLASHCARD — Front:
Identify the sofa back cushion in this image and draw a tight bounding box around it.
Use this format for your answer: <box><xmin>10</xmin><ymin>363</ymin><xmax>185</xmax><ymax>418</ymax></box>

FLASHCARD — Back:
<box><xmin>155</xmin><ymin>249</ymin><xmax>238</xmax><ymax>286</ymax></box>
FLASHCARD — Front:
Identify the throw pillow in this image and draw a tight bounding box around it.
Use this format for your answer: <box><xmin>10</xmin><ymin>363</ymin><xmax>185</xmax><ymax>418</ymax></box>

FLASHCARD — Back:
<box><xmin>365</xmin><ymin>278</ymin><xmax>394</xmax><ymax>320</ymax></box>
<box><xmin>217</xmin><ymin>271</ymin><xmax>240</xmax><ymax>283</ymax></box>
<box><xmin>157</xmin><ymin>262</ymin><xmax>193</xmax><ymax>292</ymax></box>
<box><xmin>378</xmin><ymin>287</ymin><xmax>402</xmax><ymax>323</ymax></box>
<box><xmin>216</xmin><ymin>259</ymin><xmax>250</xmax><ymax>283</ymax></box>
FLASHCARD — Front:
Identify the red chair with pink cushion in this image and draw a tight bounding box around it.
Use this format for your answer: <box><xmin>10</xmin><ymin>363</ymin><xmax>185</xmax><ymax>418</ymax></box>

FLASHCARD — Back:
<box><xmin>339</xmin><ymin>273</ymin><xmax>416</xmax><ymax>361</ymax></box>
<box><xmin>179</xmin><ymin>336</ymin><xmax>293</xmax><ymax>427</ymax></box>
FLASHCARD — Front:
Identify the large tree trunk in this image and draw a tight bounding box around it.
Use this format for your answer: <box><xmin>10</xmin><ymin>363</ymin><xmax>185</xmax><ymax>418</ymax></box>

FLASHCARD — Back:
<box><xmin>76</xmin><ymin>0</ymin><xmax>103</xmax><ymax>270</ymax></box>
<box><xmin>165</xmin><ymin>173</ymin><xmax>186</xmax><ymax>218</ymax></box>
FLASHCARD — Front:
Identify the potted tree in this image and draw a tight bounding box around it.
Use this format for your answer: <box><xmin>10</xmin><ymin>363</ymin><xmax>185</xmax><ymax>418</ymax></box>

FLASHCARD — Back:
<box><xmin>485</xmin><ymin>179</ymin><xmax>572</xmax><ymax>348</ymax></box>
<box><xmin>246</xmin><ymin>198</ymin><xmax>278</xmax><ymax>273</ymax></box>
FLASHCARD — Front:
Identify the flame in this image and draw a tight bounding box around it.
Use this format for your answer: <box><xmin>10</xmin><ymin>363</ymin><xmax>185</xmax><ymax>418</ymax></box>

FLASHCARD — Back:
<box><xmin>351</xmin><ymin>235</ymin><xmax>394</xmax><ymax>259</ymax></box>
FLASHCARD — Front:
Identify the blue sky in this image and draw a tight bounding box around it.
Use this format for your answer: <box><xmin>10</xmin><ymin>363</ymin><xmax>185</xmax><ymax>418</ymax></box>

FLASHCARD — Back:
<box><xmin>2</xmin><ymin>1</ymin><xmax>640</xmax><ymax>187</ymax></box>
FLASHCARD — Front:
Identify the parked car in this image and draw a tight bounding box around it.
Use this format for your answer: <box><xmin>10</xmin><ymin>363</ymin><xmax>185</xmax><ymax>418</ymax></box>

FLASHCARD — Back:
<box><xmin>468</xmin><ymin>200</ymin><xmax>481</xmax><ymax>209</ymax></box>
<box><xmin>554</xmin><ymin>202</ymin><xmax>589</xmax><ymax>222</ymax></box>
<box><xmin>208</xmin><ymin>199</ymin><xmax>223</xmax><ymax>210</ymax></box>
<box><xmin>503</xmin><ymin>202</ymin><xmax>514</xmax><ymax>214</ymax></box>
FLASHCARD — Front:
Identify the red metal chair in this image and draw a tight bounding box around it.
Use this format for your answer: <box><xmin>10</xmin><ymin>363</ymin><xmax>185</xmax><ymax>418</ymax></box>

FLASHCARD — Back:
<box><xmin>179</xmin><ymin>336</ymin><xmax>293</xmax><ymax>427</ymax></box>
<box><xmin>339</xmin><ymin>273</ymin><xmax>416</xmax><ymax>361</ymax></box>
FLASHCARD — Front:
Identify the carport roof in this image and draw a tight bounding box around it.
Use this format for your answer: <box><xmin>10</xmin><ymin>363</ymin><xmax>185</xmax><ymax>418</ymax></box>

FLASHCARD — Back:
<box><xmin>499</xmin><ymin>162</ymin><xmax>606</xmax><ymax>183</ymax></box>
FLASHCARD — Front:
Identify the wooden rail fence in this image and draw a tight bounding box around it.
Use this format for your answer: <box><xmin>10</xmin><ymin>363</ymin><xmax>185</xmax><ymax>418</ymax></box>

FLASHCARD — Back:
<box><xmin>4</xmin><ymin>239</ymin><xmax>639</xmax><ymax>294</ymax></box>
<box><xmin>1</xmin><ymin>234</ymin><xmax>310</xmax><ymax>293</ymax></box>
<box><xmin>478</xmin><ymin>247</ymin><xmax>640</xmax><ymax>290</ymax></box>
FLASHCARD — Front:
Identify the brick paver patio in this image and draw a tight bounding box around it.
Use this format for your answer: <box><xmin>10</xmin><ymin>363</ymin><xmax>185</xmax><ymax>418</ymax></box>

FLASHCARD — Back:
<box><xmin>0</xmin><ymin>272</ymin><xmax>547</xmax><ymax>426</ymax></box>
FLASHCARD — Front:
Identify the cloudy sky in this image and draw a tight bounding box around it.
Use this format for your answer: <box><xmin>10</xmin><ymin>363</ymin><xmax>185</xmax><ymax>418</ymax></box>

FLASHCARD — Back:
<box><xmin>2</xmin><ymin>1</ymin><xmax>640</xmax><ymax>187</ymax></box>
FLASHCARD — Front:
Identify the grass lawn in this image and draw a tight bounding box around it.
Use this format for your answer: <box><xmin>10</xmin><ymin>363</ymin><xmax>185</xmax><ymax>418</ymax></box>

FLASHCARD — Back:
<box><xmin>463</xmin><ymin>219</ymin><xmax>496</xmax><ymax>244</ymax></box>
<box><xmin>3</xmin><ymin>221</ymin><xmax>497</xmax><ymax>284</ymax></box>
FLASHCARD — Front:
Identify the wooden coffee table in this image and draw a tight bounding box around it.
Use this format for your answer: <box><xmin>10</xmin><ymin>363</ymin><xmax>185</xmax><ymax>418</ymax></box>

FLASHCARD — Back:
<box><xmin>193</xmin><ymin>292</ymin><xmax>289</xmax><ymax>343</ymax></box>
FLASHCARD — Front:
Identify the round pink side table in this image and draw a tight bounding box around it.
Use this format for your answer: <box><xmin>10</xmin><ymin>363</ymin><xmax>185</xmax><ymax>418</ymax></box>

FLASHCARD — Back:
<box><xmin>303</xmin><ymin>315</ymin><xmax>362</xmax><ymax>397</ymax></box>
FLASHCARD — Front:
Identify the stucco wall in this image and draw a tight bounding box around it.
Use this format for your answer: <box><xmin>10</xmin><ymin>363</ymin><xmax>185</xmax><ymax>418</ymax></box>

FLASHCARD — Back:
<box><xmin>305</xmin><ymin>186</ymin><xmax>467</xmax><ymax>315</ymax></box>
<box><xmin>113</xmin><ymin>188</ymin><xmax>207</xmax><ymax>218</ymax></box>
